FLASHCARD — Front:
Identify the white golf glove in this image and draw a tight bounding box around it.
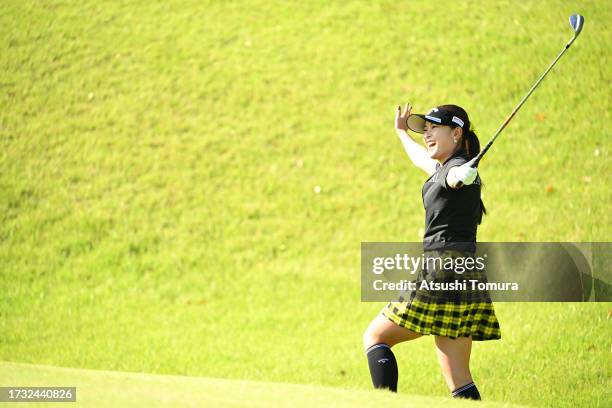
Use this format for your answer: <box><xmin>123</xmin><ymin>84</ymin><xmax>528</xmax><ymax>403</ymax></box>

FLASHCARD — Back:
<box><xmin>448</xmin><ymin>159</ymin><xmax>478</xmax><ymax>187</ymax></box>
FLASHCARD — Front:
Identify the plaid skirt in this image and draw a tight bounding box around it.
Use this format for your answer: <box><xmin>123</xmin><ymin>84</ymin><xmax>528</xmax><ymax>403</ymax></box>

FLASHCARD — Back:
<box><xmin>381</xmin><ymin>249</ymin><xmax>501</xmax><ymax>341</ymax></box>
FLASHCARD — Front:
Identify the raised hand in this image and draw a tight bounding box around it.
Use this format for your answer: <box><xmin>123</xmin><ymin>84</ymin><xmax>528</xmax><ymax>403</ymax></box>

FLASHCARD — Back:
<box><xmin>395</xmin><ymin>103</ymin><xmax>412</xmax><ymax>132</ymax></box>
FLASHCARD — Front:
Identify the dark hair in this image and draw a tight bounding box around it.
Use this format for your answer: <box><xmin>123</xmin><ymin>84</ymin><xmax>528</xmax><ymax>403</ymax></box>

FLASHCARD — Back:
<box><xmin>461</xmin><ymin>129</ymin><xmax>481</xmax><ymax>161</ymax></box>
<box><xmin>438</xmin><ymin>104</ymin><xmax>487</xmax><ymax>223</ymax></box>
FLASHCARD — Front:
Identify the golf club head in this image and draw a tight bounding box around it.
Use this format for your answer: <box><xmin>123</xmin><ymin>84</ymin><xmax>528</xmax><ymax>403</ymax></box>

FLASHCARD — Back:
<box><xmin>569</xmin><ymin>14</ymin><xmax>584</xmax><ymax>37</ymax></box>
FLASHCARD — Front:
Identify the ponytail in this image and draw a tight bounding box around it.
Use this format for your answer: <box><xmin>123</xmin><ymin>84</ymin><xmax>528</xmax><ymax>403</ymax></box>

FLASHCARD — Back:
<box><xmin>462</xmin><ymin>129</ymin><xmax>481</xmax><ymax>161</ymax></box>
<box><xmin>461</xmin><ymin>126</ymin><xmax>487</xmax><ymax>224</ymax></box>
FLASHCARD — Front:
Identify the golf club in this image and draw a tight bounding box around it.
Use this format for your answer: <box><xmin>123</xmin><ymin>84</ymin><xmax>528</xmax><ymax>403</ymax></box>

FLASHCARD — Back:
<box><xmin>469</xmin><ymin>14</ymin><xmax>585</xmax><ymax>168</ymax></box>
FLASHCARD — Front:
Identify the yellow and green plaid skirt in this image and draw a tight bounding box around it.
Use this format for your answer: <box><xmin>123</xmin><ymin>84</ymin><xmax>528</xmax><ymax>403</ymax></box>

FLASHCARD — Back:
<box><xmin>381</xmin><ymin>249</ymin><xmax>501</xmax><ymax>341</ymax></box>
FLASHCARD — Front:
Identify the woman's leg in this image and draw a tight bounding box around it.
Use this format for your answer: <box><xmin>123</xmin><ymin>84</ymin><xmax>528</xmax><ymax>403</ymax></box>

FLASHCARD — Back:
<box><xmin>363</xmin><ymin>313</ymin><xmax>422</xmax><ymax>392</ymax></box>
<box><xmin>363</xmin><ymin>313</ymin><xmax>423</xmax><ymax>349</ymax></box>
<box><xmin>434</xmin><ymin>335</ymin><xmax>481</xmax><ymax>400</ymax></box>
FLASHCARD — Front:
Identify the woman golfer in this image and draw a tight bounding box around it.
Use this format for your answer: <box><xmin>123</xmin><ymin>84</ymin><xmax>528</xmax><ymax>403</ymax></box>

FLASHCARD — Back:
<box><xmin>363</xmin><ymin>103</ymin><xmax>501</xmax><ymax>400</ymax></box>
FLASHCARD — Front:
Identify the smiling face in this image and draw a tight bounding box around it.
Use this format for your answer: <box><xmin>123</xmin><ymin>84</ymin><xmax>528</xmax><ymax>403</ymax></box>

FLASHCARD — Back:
<box><xmin>423</xmin><ymin>121</ymin><xmax>462</xmax><ymax>163</ymax></box>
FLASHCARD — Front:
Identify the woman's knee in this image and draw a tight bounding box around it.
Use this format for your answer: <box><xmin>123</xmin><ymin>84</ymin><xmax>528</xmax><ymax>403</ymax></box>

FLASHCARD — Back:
<box><xmin>364</xmin><ymin>314</ymin><xmax>422</xmax><ymax>350</ymax></box>
<box><xmin>363</xmin><ymin>324</ymin><xmax>381</xmax><ymax>350</ymax></box>
<box><xmin>363</xmin><ymin>317</ymin><xmax>389</xmax><ymax>350</ymax></box>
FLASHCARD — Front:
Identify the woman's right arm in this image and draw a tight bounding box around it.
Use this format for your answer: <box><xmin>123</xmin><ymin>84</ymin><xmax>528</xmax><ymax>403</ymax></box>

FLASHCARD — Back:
<box><xmin>394</xmin><ymin>104</ymin><xmax>437</xmax><ymax>176</ymax></box>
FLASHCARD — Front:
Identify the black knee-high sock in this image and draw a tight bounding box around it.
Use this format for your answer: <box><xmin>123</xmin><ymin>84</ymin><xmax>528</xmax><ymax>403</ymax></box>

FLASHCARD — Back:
<box><xmin>451</xmin><ymin>382</ymin><xmax>481</xmax><ymax>400</ymax></box>
<box><xmin>365</xmin><ymin>343</ymin><xmax>398</xmax><ymax>392</ymax></box>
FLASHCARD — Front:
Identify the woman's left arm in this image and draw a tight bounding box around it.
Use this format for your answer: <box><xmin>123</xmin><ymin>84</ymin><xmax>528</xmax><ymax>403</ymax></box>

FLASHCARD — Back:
<box><xmin>446</xmin><ymin>159</ymin><xmax>478</xmax><ymax>189</ymax></box>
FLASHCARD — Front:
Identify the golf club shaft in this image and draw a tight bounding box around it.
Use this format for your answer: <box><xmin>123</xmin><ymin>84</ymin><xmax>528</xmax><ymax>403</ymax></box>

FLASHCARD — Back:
<box><xmin>471</xmin><ymin>33</ymin><xmax>579</xmax><ymax>168</ymax></box>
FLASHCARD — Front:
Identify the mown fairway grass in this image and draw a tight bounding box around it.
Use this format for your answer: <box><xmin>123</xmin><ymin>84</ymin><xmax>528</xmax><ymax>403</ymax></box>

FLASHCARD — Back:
<box><xmin>1</xmin><ymin>1</ymin><xmax>610</xmax><ymax>407</ymax></box>
<box><xmin>1</xmin><ymin>362</ymin><xmax>527</xmax><ymax>408</ymax></box>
